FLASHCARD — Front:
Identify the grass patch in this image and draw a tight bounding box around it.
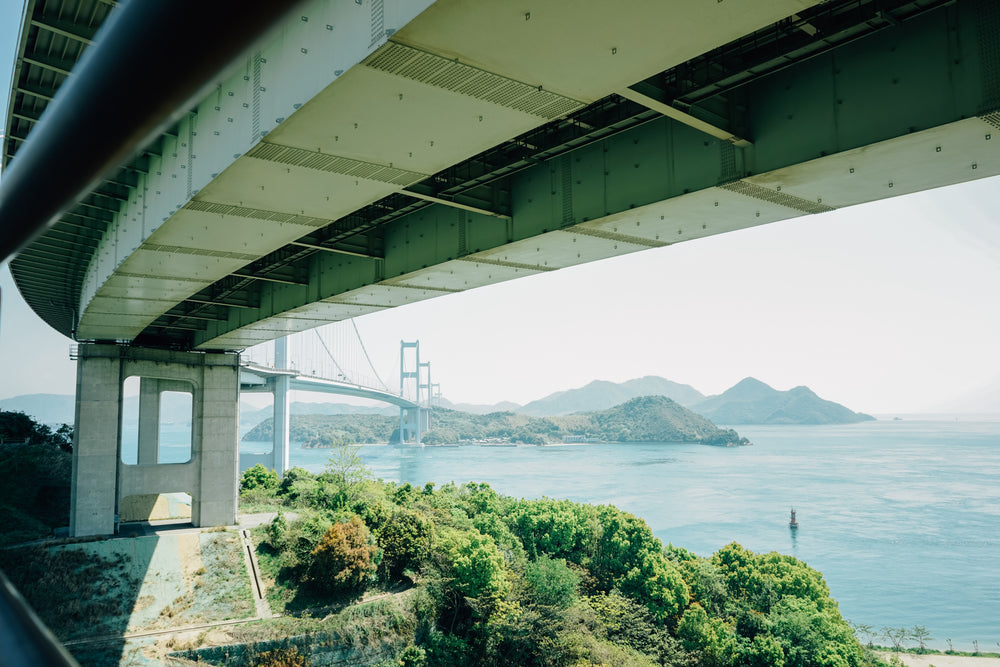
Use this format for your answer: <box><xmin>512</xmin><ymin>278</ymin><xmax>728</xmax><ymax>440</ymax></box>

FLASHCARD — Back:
<box><xmin>0</xmin><ymin>439</ymin><xmax>71</xmax><ymax>546</ymax></box>
<box><xmin>175</xmin><ymin>592</ymin><xmax>420</xmax><ymax>665</ymax></box>
<box><xmin>2</xmin><ymin>545</ymin><xmax>140</xmax><ymax>641</ymax></box>
<box><xmin>138</xmin><ymin>530</ymin><xmax>254</xmax><ymax>631</ymax></box>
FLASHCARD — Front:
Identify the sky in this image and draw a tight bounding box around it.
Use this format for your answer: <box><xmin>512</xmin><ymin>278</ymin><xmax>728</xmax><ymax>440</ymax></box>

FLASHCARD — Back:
<box><xmin>2</xmin><ymin>1</ymin><xmax>1000</xmax><ymax>415</ymax></box>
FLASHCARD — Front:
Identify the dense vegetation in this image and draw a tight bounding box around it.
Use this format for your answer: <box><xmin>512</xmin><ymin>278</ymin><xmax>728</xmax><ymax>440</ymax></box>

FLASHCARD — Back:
<box><xmin>0</xmin><ymin>411</ymin><xmax>73</xmax><ymax>545</ymax></box>
<box><xmin>237</xmin><ymin>450</ymin><xmax>884</xmax><ymax>667</ymax></box>
<box><xmin>245</xmin><ymin>396</ymin><xmax>748</xmax><ymax>447</ymax></box>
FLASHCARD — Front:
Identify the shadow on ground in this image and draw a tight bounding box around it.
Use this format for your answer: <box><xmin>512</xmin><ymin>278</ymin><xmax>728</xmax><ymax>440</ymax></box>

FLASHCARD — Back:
<box><xmin>0</xmin><ymin>524</ymin><xmax>254</xmax><ymax>666</ymax></box>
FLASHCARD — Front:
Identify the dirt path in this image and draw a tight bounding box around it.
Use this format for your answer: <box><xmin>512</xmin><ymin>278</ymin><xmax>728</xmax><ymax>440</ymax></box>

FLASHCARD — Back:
<box><xmin>239</xmin><ymin>528</ymin><xmax>273</xmax><ymax>620</ymax></box>
<box><xmin>62</xmin><ymin>616</ymin><xmax>263</xmax><ymax>647</ymax></box>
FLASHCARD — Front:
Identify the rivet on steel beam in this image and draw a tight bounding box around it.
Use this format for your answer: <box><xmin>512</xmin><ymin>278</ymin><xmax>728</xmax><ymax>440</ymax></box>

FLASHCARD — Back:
<box><xmin>611</xmin><ymin>47</ymin><xmax>617</xmax><ymax>55</ymax></box>
<box><xmin>972</xmin><ymin>163</ymin><xmax>978</xmax><ymax>169</ymax></box>
<box><xmin>524</xmin><ymin>12</ymin><xmax>530</xmax><ymax>20</ymax></box>
<box><xmin>936</xmin><ymin>146</ymin><xmax>941</xmax><ymax>152</ymax></box>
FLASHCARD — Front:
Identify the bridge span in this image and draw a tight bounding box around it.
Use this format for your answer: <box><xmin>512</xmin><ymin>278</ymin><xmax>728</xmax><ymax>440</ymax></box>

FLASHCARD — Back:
<box><xmin>3</xmin><ymin>0</ymin><xmax>999</xmax><ymax>535</ymax></box>
<box><xmin>238</xmin><ymin>334</ymin><xmax>428</xmax><ymax>476</ymax></box>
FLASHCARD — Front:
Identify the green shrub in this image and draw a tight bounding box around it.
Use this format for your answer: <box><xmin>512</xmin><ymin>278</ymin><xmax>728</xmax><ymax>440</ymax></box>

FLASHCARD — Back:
<box><xmin>241</xmin><ymin>464</ymin><xmax>279</xmax><ymax>493</ymax></box>
<box><xmin>308</xmin><ymin>516</ymin><xmax>378</xmax><ymax>598</ymax></box>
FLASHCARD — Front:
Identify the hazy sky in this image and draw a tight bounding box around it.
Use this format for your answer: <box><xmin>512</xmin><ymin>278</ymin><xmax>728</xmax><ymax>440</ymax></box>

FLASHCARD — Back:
<box><xmin>2</xmin><ymin>1</ymin><xmax>999</xmax><ymax>414</ymax></box>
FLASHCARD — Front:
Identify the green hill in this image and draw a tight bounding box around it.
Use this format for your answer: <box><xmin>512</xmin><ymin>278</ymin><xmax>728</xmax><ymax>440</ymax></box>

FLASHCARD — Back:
<box><xmin>692</xmin><ymin>377</ymin><xmax>875</xmax><ymax>425</ymax></box>
<box><xmin>246</xmin><ymin>395</ymin><xmax>748</xmax><ymax>447</ymax></box>
<box><xmin>580</xmin><ymin>395</ymin><xmax>749</xmax><ymax>446</ymax></box>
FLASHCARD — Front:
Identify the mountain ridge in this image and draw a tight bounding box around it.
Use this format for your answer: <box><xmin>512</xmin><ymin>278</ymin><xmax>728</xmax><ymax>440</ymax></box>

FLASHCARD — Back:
<box><xmin>691</xmin><ymin>377</ymin><xmax>875</xmax><ymax>425</ymax></box>
<box><xmin>1</xmin><ymin>375</ymin><xmax>874</xmax><ymax>429</ymax></box>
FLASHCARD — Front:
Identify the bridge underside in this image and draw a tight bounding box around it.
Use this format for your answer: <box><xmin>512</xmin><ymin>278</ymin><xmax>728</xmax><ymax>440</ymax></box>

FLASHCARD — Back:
<box><xmin>9</xmin><ymin>0</ymin><xmax>999</xmax><ymax>352</ymax></box>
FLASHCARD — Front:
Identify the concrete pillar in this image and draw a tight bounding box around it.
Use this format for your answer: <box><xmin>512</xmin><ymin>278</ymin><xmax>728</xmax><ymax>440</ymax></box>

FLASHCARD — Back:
<box><xmin>137</xmin><ymin>377</ymin><xmax>160</xmax><ymax>465</ymax></box>
<box><xmin>272</xmin><ymin>337</ymin><xmax>290</xmax><ymax>475</ymax></box>
<box><xmin>190</xmin><ymin>360</ymin><xmax>240</xmax><ymax>527</ymax></box>
<box><xmin>70</xmin><ymin>347</ymin><xmax>123</xmax><ymax>537</ymax></box>
<box><xmin>71</xmin><ymin>343</ymin><xmax>240</xmax><ymax>537</ymax></box>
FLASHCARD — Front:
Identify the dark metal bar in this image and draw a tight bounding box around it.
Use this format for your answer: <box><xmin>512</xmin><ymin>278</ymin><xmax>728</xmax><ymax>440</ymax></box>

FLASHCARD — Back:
<box><xmin>0</xmin><ymin>570</ymin><xmax>79</xmax><ymax>667</ymax></box>
<box><xmin>0</xmin><ymin>0</ymin><xmax>309</xmax><ymax>264</ymax></box>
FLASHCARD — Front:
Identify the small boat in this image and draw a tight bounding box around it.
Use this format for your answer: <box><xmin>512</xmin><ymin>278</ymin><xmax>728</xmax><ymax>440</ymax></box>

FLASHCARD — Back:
<box><xmin>789</xmin><ymin>508</ymin><xmax>799</xmax><ymax>529</ymax></box>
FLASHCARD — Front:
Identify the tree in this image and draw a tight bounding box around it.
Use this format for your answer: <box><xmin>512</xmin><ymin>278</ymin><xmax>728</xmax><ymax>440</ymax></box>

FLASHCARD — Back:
<box><xmin>240</xmin><ymin>463</ymin><xmax>279</xmax><ymax>492</ymax></box>
<box><xmin>315</xmin><ymin>443</ymin><xmax>372</xmax><ymax>510</ymax></box>
<box><xmin>881</xmin><ymin>626</ymin><xmax>910</xmax><ymax>652</ymax></box>
<box><xmin>52</xmin><ymin>424</ymin><xmax>73</xmax><ymax>452</ymax></box>
<box><xmin>848</xmin><ymin>621</ymin><xmax>877</xmax><ymax>648</ymax></box>
<box><xmin>376</xmin><ymin>508</ymin><xmax>433</xmax><ymax>580</ymax></box>
<box><xmin>277</xmin><ymin>467</ymin><xmax>315</xmax><ymax>499</ymax></box>
<box><xmin>443</xmin><ymin>528</ymin><xmax>509</xmax><ymax>607</ymax></box>
<box><xmin>308</xmin><ymin>515</ymin><xmax>377</xmax><ymax>598</ymax></box>
<box><xmin>911</xmin><ymin>625</ymin><xmax>932</xmax><ymax>652</ymax></box>
<box><xmin>524</xmin><ymin>555</ymin><xmax>580</xmax><ymax>609</ymax></box>
<box><xmin>741</xmin><ymin>633</ymin><xmax>785</xmax><ymax>667</ymax></box>
<box><xmin>324</xmin><ymin>442</ymin><xmax>369</xmax><ymax>487</ymax></box>
<box><xmin>0</xmin><ymin>411</ymin><xmax>72</xmax><ymax>450</ymax></box>
<box><xmin>0</xmin><ymin>411</ymin><xmax>37</xmax><ymax>443</ymax></box>
<box><xmin>510</xmin><ymin>498</ymin><xmax>596</xmax><ymax>562</ymax></box>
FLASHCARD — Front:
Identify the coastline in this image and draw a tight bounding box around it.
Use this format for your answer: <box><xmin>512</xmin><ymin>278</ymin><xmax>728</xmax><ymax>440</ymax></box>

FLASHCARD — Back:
<box><xmin>877</xmin><ymin>653</ymin><xmax>1000</xmax><ymax>667</ymax></box>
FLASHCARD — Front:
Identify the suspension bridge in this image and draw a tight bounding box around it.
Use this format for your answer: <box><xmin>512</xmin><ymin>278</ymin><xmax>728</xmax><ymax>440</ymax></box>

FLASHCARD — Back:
<box><xmin>238</xmin><ymin>324</ymin><xmax>437</xmax><ymax>475</ymax></box>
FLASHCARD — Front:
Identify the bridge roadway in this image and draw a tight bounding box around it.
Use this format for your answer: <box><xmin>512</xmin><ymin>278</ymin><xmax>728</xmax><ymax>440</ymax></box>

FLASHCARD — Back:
<box><xmin>239</xmin><ymin>360</ymin><xmax>418</xmax><ymax>476</ymax></box>
<box><xmin>6</xmin><ymin>0</ymin><xmax>999</xmax><ymax>352</ymax></box>
<box><xmin>240</xmin><ymin>362</ymin><xmax>418</xmax><ymax>409</ymax></box>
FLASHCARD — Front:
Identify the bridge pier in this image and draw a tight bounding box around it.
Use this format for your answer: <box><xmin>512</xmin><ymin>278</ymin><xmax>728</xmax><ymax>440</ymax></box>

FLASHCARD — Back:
<box><xmin>70</xmin><ymin>343</ymin><xmax>240</xmax><ymax>537</ymax></box>
<box><xmin>272</xmin><ymin>337</ymin><xmax>291</xmax><ymax>475</ymax></box>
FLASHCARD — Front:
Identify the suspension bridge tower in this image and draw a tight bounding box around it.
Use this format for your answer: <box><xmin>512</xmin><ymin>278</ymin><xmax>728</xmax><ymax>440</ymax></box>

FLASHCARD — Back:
<box><xmin>399</xmin><ymin>341</ymin><xmax>433</xmax><ymax>445</ymax></box>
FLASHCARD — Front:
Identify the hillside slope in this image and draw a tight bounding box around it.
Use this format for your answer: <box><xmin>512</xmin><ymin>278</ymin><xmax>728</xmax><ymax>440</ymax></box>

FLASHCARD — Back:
<box><xmin>692</xmin><ymin>377</ymin><xmax>874</xmax><ymax>425</ymax></box>
<box><xmin>518</xmin><ymin>376</ymin><xmax>706</xmax><ymax>416</ymax></box>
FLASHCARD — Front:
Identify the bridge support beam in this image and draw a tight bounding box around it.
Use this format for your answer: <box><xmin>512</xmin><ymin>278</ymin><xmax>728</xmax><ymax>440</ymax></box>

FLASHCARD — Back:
<box><xmin>272</xmin><ymin>337</ymin><xmax>291</xmax><ymax>475</ymax></box>
<box><xmin>70</xmin><ymin>343</ymin><xmax>240</xmax><ymax>537</ymax></box>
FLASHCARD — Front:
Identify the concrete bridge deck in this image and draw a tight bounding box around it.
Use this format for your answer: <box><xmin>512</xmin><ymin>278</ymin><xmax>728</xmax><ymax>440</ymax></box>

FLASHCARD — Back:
<box><xmin>6</xmin><ymin>0</ymin><xmax>997</xmax><ymax>353</ymax></box>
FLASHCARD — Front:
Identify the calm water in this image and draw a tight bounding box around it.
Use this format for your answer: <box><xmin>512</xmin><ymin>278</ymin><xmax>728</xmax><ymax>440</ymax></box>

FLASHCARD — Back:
<box><xmin>240</xmin><ymin>418</ymin><xmax>1000</xmax><ymax>651</ymax></box>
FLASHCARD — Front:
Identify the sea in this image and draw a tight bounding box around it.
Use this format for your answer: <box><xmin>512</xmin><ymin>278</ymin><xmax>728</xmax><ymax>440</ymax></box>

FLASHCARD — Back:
<box><xmin>233</xmin><ymin>417</ymin><xmax>1000</xmax><ymax>651</ymax></box>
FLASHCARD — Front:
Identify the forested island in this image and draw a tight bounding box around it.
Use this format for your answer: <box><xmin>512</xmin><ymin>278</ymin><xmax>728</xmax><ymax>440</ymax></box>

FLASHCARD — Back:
<box><xmin>244</xmin><ymin>395</ymin><xmax>750</xmax><ymax>448</ymax></box>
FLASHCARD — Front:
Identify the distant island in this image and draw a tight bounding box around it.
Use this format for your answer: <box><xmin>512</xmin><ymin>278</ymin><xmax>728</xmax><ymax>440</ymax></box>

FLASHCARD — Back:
<box><xmin>439</xmin><ymin>375</ymin><xmax>874</xmax><ymax>425</ymax></box>
<box><xmin>2</xmin><ymin>375</ymin><xmax>873</xmax><ymax>433</ymax></box>
<box><xmin>691</xmin><ymin>377</ymin><xmax>875</xmax><ymax>425</ymax></box>
<box><xmin>245</xmin><ymin>395</ymin><xmax>750</xmax><ymax>447</ymax></box>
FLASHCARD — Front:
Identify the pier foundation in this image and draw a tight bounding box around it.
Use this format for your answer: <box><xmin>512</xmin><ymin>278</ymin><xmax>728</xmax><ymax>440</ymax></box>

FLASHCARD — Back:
<box><xmin>70</xmin><ymin>343</ymin><xmax>240</xmax><ymax>537</ymax></box>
